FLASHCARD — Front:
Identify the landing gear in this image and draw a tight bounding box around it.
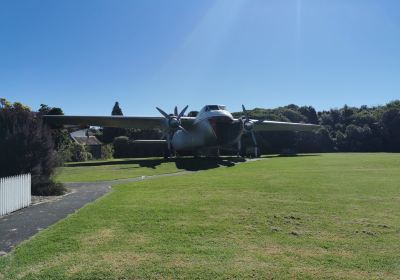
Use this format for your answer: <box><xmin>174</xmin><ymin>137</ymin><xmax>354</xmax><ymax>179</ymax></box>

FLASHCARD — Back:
<box><xmin>237</xmin><ymin>139</ymin><xmax>243</xmax><ymax>157</ymax></box>
<box><xmin>163</xmin><ymin>146</ymin><xmax>176</xmax><ymax>160</ymax></box>
<box><xmin>204</xmin><ymin>148</ymin><xmax>220</xmax><ymax>158</ymax></box>
<box><xmin>245</xmin><ymin>146</ymin><xmax>260</xmax><ymax>158</ymax></box>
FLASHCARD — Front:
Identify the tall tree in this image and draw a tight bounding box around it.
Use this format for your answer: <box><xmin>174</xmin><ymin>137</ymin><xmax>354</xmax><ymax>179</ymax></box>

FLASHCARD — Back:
<box><xmin>102</xmin><ymin>101</ymin><xmax>126</xmax><ymax>143</ymax></box>
<box><xmin>112</xmin><ymin>102</ymin><xmax>123</xmax><ymax>116</ymax></box>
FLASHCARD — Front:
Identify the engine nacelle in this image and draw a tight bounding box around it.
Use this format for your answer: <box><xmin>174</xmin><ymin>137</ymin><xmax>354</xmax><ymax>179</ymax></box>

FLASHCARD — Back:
<box><xmin>172</xmin><ymin>130</ymin><xmax>202</xmax><ymax>151</ymax></box>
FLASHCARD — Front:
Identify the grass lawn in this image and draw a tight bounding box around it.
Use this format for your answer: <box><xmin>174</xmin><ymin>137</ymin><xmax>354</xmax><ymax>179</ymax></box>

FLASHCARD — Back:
<box><xmin>55</xmin><ymin>158</ymin><xmax>182</xmax><ymax>183</ymax></box>
<box><xmin>55</xmin><ymin>157</ymin><xmax>246</xmax><ymax>183</ymax></box>
<box><xmin>1</xmin><ymin>153</ymin><xmax>400</xmax><ymax>279</ymax></box>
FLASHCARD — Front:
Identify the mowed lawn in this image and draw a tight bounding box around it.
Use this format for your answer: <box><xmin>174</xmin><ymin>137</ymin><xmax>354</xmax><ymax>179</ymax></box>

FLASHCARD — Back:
<box><xmin>1</xmin><ymin>154</ymin><xmax>400</xmax><ymax>279</ymax></box>
<box><xmin>55</xmin><ymin>158</ymin><xmax>182</xmax><ymax>183</ymax></box>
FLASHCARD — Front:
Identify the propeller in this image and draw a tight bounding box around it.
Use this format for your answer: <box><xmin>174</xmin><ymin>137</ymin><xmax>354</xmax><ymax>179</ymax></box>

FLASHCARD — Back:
<box><xmin>156</xmin><ymin>105</ymin><xmax>189</xmax><ymax>156</ymax></box>
<box><xmin>240</xmin><ymin>104</ymin><xmax>259</xmax><ymax>157</ymax></box>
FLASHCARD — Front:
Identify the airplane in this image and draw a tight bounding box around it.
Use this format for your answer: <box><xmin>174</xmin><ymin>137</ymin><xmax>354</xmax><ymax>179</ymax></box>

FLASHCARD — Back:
<box><xmin>44</xmin><ymin>104</ymin><xmax>320</xmax><ymax>158</ymax></box>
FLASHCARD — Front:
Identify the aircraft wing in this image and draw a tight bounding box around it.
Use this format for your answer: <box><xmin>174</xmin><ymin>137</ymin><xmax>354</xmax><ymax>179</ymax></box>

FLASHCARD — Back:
<box><xmin>43</xmin><ymin>115</ymin><xmax>196</xmax><ymax>129</ymax></box>
<box><xmin>252</xmin><ymin>120</ymin><xmax>321</xmax><ymax>132</ymax></box>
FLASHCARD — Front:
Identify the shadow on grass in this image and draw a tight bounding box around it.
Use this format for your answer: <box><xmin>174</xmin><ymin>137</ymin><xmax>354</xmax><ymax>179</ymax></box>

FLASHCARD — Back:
<box><xmin>66</xmin><ymin>157</ymin><xmax>247</xmax><ymax>171</ymax></box>
<box><xmin>175</xmin><ymin>157</ymin><xmax>246</xmax><ymax>171</ymax></box>
<box><xmin>262</xmin><ymin>154</ymin><xmax>320</xmax><ymax>159</ymax></box>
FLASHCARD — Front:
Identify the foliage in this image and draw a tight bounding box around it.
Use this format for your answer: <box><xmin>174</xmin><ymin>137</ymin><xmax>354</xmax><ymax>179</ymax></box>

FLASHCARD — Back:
<box><xmin>380</xmin><ymin>107</ymin><xmax>400</xmax><ymax>152</ymax></box>
<box><xmin>236</xmin><ymin>100</ymin><xmax>400</xmax><ymax>154</ymax></box>
<box><xmin>112</xmin><ymin>136</ymin><xmax>130</xmax><ymax>158</ymax></box>
<box><xmin>38</xmin><ymin>104</ymin><xmax>64</xmax><ymax>117</ymax></box>
<box><xmin>0</xmin><ymin>99</ymin><xmax>65</xmax><ymax>195</ymax></box>
<box><xmin>38</xmin><ymin>104</ymin><xmax>73</xmax><ymax>153</ymax></box>
<box><xmin>101</xmin><ymin>144</ymin><xmax>114</xmax><ymax>160</ymax></box>
<box><xmin>102</xmin><ymin>101</ymin><xmax>127</xmax><ymax>143</ymax></box>
<box><xmin>69</xmin><ymin>142</ymin><xmax>92</xmax><ymax>162</ymax></box>
<box><xmin>112</xmin><ymin>101</ymin><xmax>123</xmax><ymax>115</ymax></box>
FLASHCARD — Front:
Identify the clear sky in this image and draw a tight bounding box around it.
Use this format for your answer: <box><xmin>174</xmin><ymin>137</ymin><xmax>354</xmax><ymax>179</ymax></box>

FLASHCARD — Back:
<box><xmin>1</xmin><ymin>0</ymin><xmax>399</xmax><ymax>116</ymax></box>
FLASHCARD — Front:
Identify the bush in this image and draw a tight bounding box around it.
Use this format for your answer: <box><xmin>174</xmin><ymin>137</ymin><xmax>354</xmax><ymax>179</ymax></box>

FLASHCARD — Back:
<box><xmin>70</xmin><ymin>142</ymin><xmax>92</xmax><ymax>162</ymax></box>
<box><xmin>32</xmin><ymin>178</ymin><xmax>66</xmax><ymax>196</ymax></box>
<box><xmin>101</xmin><ymin>144</ymin><xmax>114</xmax><ymax>159</ymax></box>
<box><xmin>113</xmin><ymin>136</ymin><xmax>130</xmax><ymax>158</ymax></box>
<box><xmin>55</xmin><ymin>144</ymin><xmax>72</xmax><ymax>165</ymax></box>
<box><xmin>0</xmin><ymin>100</ymin><xmax>64</xmax><ymax>195</ymax></box>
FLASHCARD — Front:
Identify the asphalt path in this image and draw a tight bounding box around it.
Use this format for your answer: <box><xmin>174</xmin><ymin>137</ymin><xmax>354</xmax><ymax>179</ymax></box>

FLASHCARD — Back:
<box><xmin>0</xmin><ymin>171</ymin><xmax>193</xmax><ymax>255</ymax></box>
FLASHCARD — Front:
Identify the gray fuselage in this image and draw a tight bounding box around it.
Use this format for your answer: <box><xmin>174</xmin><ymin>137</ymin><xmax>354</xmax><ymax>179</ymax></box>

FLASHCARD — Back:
<box><xmin>171</xmin><ymin>105</ymin><xmax>243</xmax><ymax>151</ymax></box>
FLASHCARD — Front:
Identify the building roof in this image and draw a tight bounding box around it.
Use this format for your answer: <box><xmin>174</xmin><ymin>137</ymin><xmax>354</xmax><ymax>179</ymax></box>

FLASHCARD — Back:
<box><xmin>73</xmin><ymin>136</ymin><xmax>102</xmax><ymax>146</ymax></box>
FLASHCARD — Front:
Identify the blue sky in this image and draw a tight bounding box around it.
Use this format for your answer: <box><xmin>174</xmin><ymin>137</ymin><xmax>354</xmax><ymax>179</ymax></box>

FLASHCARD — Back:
<box><xmin>1</xmin><ymin>0</ymin><xmax>399</xmax><ymax>116</ymax></box>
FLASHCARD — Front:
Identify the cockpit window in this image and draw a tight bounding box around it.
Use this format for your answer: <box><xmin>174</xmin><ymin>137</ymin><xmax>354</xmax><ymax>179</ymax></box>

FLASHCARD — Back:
<box><xmin>205</xmin><ymin>105</ymin><xmax>225</xmax><ymax>111</ymax></box>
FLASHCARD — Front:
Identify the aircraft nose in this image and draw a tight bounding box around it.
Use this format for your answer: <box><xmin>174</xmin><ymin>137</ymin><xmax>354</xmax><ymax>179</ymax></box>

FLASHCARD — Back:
<box><xmin>208</xmin><ymin>116</ymin><xmax>241</xmax><ymax>145</ymax></box>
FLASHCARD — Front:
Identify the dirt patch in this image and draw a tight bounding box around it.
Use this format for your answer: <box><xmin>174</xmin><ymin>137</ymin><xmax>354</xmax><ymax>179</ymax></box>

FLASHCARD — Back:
<box><xmin>80</xmin><ymin>228</ymin><xmax>115</xmax><ymax>246</ymax></box>
<box><xmin>99</xmin><ymin>251</ymin><xmax>158</xmax><ymax>273</ymax></box>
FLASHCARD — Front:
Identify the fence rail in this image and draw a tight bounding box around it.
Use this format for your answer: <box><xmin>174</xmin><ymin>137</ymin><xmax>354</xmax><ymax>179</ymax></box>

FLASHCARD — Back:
<box><xmin>0</xmin><ymin>174</ymin><xmax>31</xmax><ymax>216</ymax></box>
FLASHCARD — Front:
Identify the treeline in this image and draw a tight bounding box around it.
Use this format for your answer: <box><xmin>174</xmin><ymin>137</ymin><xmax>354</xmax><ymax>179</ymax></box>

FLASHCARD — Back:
<box><xmin>102</xmin><ymin>100</ymin><xmax>400</xmax><ymax>156</ymax></box>
<box><xmin>234</xmin><ymin>101</ymin><xmax>400</xmax><ymax>154</ymax></box>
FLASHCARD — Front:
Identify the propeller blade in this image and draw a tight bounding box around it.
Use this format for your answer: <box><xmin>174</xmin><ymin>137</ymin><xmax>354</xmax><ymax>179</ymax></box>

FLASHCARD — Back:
<box><xmin>251</xmin><ymin>131</ymin><xmax>258</xmax><ymax>146</ymax></box>
<box><xmin>161</xmin><ymin>130</ymin><xmax>168</xmax><ymax>140</ymax></box>
<box><xmin>242</xmin><ymin>104</ymin><xmax>249</xmax><ymax>121</ymax></box>
<box><xmin>178</xmin><ymin>105</ymin><xmax>189</xmax><ymax>119</ymax></box>
<box><xmin>167</xmin><ymin>137</ymin><xmax>171</xmax><ymax>151</ymax></box>
<box><xmin>178</xmin><ymin>125</ymin><xmax>188</xmax><ymax>133</ymax></box>
<box><xmin>174</xmin><ymin>106</ymin><xmax>178</xmax><ymax>116</ymax></box>
<box><xmin>156</xmin><ymin>107</ymin><xmax>169</xmax><ymax>119</ymax></box>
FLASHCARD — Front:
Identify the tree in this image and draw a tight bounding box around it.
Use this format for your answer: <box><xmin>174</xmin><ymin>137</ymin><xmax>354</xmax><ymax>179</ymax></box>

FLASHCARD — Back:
<box><xmin>0</xmin><ymin>99</ymin><xmax>64</xmax><ymax>195</ymax></box>
<box><xmin>38</xmin><ymin>104</ymin><xmax>71</xmax><ymax>151</ymax></box>
<box><xmin>381</xmin><ymin>107</ymin><xmax>400</xmax><ymax>152</ymax></box>
<box><xmin>112</xmin><ymin>102</ymin><xmax>123</xmax><ymax>116</ymax></box>
<box><xmin>299</xmin><ymin>106</ymin><xmax>318</xmax><ymax>124</ymax></box>
<box><xmin>102</xmin><ymin>101</ymin><xmax>126</xmax><ymax>143</ymax></box>
<box><xmin>38</xmin><ymin>104</ymin><xmax>64</xmax><ymax>116</ymax></box>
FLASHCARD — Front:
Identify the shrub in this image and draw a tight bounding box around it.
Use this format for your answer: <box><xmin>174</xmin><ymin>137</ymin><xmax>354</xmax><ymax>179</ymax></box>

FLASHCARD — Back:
<box><xmin>101</xmin><ymin>144</ymin><xmax>114</xmax><ymax>159</ymax></box>
<box><xmin>113</xmin><ymin>136</ymin><xmax>130</xmax><ymax>158</ymax></box>
<box><xmin>0</xmin><ymin>100</ymin><xmax>64</xmax><ymax>195</ymax></box>
<box><xmin>70</xmin><ymin>142</ymin><xmax>92</xmax><ymax>162</ymax></box>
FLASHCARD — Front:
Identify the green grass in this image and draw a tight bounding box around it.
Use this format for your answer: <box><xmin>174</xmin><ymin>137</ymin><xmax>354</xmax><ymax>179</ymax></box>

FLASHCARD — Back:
<box><xmin>1</xmin><ymin>153</ymin><xmax>400</xmax><ymax>279</ymax></box>
<box><xmin>55</xmin><ymin>158</ymin><xmax>181</xmax><ymax>183</ymax></box>
<box><xmin>55</xmin><ymin>157</ymin><xmax>246</xmax><ymax>183</ymax></box>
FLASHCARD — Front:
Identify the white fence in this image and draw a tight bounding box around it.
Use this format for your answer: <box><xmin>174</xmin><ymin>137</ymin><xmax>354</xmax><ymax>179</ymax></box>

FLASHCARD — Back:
<box><xmin>0</xmin><ymin>174</ymin><xmax>31</xmax><ymax>216</ymax></box>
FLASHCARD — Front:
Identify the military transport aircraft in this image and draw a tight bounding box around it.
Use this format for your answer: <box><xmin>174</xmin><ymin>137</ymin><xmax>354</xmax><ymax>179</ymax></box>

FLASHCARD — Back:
<box><xmin>44</xmin><ymin>105</ymin><xmax>320</xmax><ymax>157</ymax></box>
